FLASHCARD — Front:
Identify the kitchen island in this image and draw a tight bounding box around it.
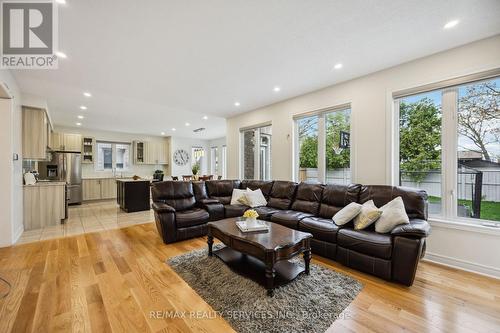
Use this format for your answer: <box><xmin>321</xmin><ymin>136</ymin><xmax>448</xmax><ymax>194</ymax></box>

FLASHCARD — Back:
<box><xmin>116</xmin><ymin>179</ymin><xmax>151</xmax><ymax>212</ymax></box>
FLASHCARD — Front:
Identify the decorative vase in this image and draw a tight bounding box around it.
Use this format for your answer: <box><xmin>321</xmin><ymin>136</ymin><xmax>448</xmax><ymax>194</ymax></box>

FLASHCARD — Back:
<box><xmin>246</xmin><ymin>217</ymin><xmax>257</xmax><ymax>224</ymax></box>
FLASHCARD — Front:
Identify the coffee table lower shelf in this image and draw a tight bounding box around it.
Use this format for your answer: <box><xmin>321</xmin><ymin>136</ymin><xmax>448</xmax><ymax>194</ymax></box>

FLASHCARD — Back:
<box><xmin>213</xmin><ymin>246</ymin><xmax>306</xmax><ymax>294</ymax></box>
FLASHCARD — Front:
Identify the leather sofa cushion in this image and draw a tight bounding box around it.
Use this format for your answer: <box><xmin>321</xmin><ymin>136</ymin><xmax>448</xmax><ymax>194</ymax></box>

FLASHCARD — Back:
<box><xmin>253</xmin><ymin>206</ymin><xmax>281</xmax><ymax>221</ymax></box>
<box><xmin>360</xmin><ymin>185</ymin><xmax>428</xmax><ymax>220</ymax></box>
<box><xmin>318</xmin><ymin>184</ymin><xmax>361</xmax><ymax>219</ymax></box>
<box><xmin>270</xmin><ymin>210</ymin><xmax>313</xmax><ymax>229</ymax></box>
<box><xmin>224</xmin><ymin>204</ymin><xmax>248</xmax><ymax>218</ymax></box>
<box><xmin>192</xmin><ymin>181</ymin><xmax>208</xmax><ymax>201</ymax></box>
<box><xmin>206</xmin><ymin>180</ymin><xmax>241</xmax><ymax>205</ymax></box>
<box><xmin>291</xmin><ymin>183</ymin><xmax>323</xmax><ymax>215</ymax></box>
<box><xmin>267</xmin><ymin>181</ymin><xmax>298</xmax><ymax>210</ymax></box>
<box><xmin>152</xmin><ymin>181</ymin><xmax>196</xmax><ymax>211</ymax></box>
<box><xmin>298</xmin><ymin>217</ymin><xmax>339</xmax><ymax>243</ymax></box>
<box><xmin>240</xmin><ymin>180</ymin><xmax>274</xmax><ymax>199</ymax></box>
<box><xmin>337</xmin><ymin>228</ymin><xmax>392</xmax><ymax>260</ymax></box>
<box><xmin>175</xmin><ymin>208</ymin><xmax>209</xmax><ymax>228</ymax></box>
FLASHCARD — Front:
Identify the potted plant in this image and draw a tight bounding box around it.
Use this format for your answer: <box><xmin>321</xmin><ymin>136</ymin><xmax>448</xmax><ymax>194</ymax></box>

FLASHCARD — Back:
<box><xmin>191</xmin><ymin>163</ymin><xmax>200</xmax><ymax>180</ymax></box>
<box><xmin>153</xmin><ymin>169</ymin><xmax>164</xmax><ymax>181</ymax></box>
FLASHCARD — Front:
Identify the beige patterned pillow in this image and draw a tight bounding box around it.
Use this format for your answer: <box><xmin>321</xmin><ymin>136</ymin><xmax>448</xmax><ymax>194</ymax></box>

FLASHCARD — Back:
<box><xmin>353</xmin><ymin>200</ymin><xmax>382</xmax><ymax>230</ymax></box>
<box><xmin>375</xmin><ymin>196</ymin><xmax>409</xmax><ymax>233</ymax></box>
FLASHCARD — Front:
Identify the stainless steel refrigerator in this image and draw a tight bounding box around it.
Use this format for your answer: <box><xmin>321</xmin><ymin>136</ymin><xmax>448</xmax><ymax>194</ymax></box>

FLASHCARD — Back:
<box><xmin>39</xmin><ymin>152</ymin><xmax>83</xmax><ymax>204</ymax></box>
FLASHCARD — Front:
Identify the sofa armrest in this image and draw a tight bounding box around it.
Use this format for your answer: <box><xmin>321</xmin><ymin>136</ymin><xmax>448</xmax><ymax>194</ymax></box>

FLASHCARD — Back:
<box><xmin>391</xmin><ymin>218</ymin><xmax>430</xmax><ymax>238</ymax></box>
<box><xmin>152</xmin><ymin>202</ymin><xmax>176</xmax><ymax>213</ymax></box>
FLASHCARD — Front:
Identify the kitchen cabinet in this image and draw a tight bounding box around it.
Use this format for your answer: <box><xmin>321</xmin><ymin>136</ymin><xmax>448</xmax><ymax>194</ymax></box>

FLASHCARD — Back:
<box><xmin>23</xmin><ymin>182</ymin><xmax>66</xmax><ymax>230</ymax></box>
<box><xmin>22</xmin><ymin>107</ymin><xmax>49</xmax><ymax>160</ymax></box>
<box><xmin>50</xmin><ymin>132</ymin><xmax>82</xmax><ymax>152</ymax></box>
<box><xmin>133</xmin><ymin>140</ymin><xmax>169</xmax><ymax>165</ymax></box>
<box><xmin>101</xmin><ymin>178</ymin><xmax>117</xmax><ymax>199</ymax></box>
<box><xmin>82</xmin><ymin>178</ymin><xmax>117</xmax><ymax>201</ymax></box>
<box><xmin>82</xmin><ymin>137</ymin><xmax>95</xmax><ymax>163</ymax></box>
<box><xmin>82</xmin><ymin>179</ymin><xmax>101</xmax><ymax>200</ymax></box>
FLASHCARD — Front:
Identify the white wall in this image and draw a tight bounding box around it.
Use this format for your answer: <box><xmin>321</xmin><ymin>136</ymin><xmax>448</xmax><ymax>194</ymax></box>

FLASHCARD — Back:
<box><xmin>55</xmin><ymin>126</ymin><xmax>171</xmax><ymax>178</ymax></box>
<box><xmin>226</xmin><ymin>35</ymin><xmax>500</xmax><ymax>278</ymax></box>
<box><xmin>0</xmin><ymin>70</ymin><xmax>23</xmax><ymax>247</ymax></box>
<box><xmin>170</xmin><ymin>137</ymin><xmax>210</xmax><ymax>178</ymax></box>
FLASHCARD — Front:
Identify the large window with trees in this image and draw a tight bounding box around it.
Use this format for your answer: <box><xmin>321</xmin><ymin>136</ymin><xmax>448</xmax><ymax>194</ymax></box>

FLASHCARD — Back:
<box><xmin>295</xmin><ymin>105</ymin><xmax>351</xmax><ymax>184</ymax></box>
<box><xmin>395</xmin><ymin>74</ymin><xmax>500</xmax><ymax>224</ymax></box>
<box><xmin>399</xmin><ymin>91</ymin><xmax>443</xmax><ymax>215</ymax></box>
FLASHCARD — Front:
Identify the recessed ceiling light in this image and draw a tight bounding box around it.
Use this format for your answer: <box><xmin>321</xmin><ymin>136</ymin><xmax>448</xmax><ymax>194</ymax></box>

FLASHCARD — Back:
<box><xmin>273</xmin><ymin>86</ymin><xmax>281</xmax><ymax>92</ymax></box>
<box><xmin>234</xmin><ymin>102</ymin><xmax>240</xmax><ymax>107</ymax></box>
<box><xmin>161</xmin><ymin>131</ymin><xmax>165</xmax><ymax>135</ymax></box>
<box><xmin>333</xmin><ymin>63</ymin><xmax>343</xmax><ymax>70</ymax></box>
<box><xmin>185</xmin><ymin>122</ymin><xmax>190</xmax><ymax>126</ymax></box>
<box><xmin>172</xmin><ymin>128</ymin><xmax>176</xmax><ymax>131</ymax></box>
<box><xmin>80</xmin><ymin>106</ymin><xmax>87</xmax><ymax>110</ymax></box>
<box><xmin>55</xmin><ymin>51</ymin><xmax>67</xmax><ymax>59</ymax></box>
<box><xmin>203</xmin><ymin>115</ymin><xmax>208</xmax><ymax>120</ymax></box>
<box><xmin>83</xmin><ymin>92</ymin><xmax>91</xmax><ymax>97</ymax></box>
<box><xmin>56</xmin><ymin>0</ymin><xmax>66</xmax><ymax>4</ymax></box>
<box><xmin>77</xmin><ymin>115</ymin><xmax>84</xmax><ymax>119</ymax></box>
<box><xmin>76</xmin><ymin>122</ymin><xmax>82</xmax><ymax>126</ymax></box>
<box><xmin>444</xmin><ymin>19</ymin><xmax>459</xmax><ymax>29</ymax></box>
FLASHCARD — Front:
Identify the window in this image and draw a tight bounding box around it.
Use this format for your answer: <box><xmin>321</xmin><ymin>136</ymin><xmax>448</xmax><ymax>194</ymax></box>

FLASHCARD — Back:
<box><xmin>221</xmin><ymin>145</ymin><xmax>227</xmax><ymax>179</ymax></box>
<box><xmin>326</xmin><ymin>109</ymin><xmax>351</xmax><ymax>185</ymax></box>
<box><xmin>294</xmin><ymin>105</ymin><xmax>351</xmax><ymax>184</ymax></box>
<box><xmin>398</xmin><ymin>91</ymin><xmax>443</xmax><ymax>215</ymax></box>
<box><xmin>297</xmin><ymin>115</ymin><xmax>319</xmax><ymax>182</ymax></box>
<box><xmin>241</xmin><ymin>125</ymin><xmax>272</xmax><ymax>180</ymax></box>
<box><xmin>192</xmin><ymin>147</ymin><xmax>205</xmax><ymax>172</ymax></box>
<box><xmin>96</xmin><ymin>141</ymin><xmax>130</xmax><ymax>171</ymax></box>
<box><xmin>457</xmin><ymin>78</ymin><xmax>500</xmax><ymax>222</ymax></box>
<box><xmin>210</xmin><ymin>147</ymin><xmax>219</xmax><ymax>175</ymax></box>
<box><xmin>395</xmin><ymin>74</ymin><xmax>500</xmax><ymax>224</ymax></box>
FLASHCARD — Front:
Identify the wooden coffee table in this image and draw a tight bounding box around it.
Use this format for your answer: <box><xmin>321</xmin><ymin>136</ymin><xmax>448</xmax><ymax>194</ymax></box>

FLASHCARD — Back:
<box><xmin>207</xmin><ymin>218</ymin><xmax>312</xmax><ymax>296</ymax></box>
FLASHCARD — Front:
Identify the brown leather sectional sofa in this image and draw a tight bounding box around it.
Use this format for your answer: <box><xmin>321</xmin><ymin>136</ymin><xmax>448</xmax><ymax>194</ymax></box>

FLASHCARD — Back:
<box><xmin>152</xmin><ymin>180</ymin><xmax>431</xmax><ymax>286</ymax></box>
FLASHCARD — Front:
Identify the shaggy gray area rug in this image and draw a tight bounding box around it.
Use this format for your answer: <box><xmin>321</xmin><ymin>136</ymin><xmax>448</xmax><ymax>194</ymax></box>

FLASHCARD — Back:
<box><xmin>167</xmin><ymin>245</ymin><xmax>362</xmax><ymax>333</ymax></box>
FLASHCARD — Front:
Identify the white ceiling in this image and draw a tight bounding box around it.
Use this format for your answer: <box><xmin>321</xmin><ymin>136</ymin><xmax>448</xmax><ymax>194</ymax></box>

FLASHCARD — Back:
<box><xmin>11</xmin><ymin>0</ymin><xmax>500</xmax><ymax>139</ymax></box>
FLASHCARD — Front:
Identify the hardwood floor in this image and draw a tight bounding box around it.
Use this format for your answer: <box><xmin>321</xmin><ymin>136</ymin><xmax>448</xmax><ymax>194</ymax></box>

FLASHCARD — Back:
<box><xmin>1</xmin><ymin>220</ymin><xmax>500</xmax><ymax>332</ymax></box>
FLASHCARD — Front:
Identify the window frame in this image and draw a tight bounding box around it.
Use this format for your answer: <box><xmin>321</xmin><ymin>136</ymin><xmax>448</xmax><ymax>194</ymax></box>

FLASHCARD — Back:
<box><xmin>293</xmin><ymin>103</ymin><xmax>352</xmax><ymax>184</ymax></box>
<box><xmin>95</xmin><ymin>141</ymin><xmax>131</xmax><ymax>172</ymax></box>
<box><xmin>392</xmin><ymin>68</ymin><xmax>500</xmax><ymax>226</ymax></box>
<box><xmin>239</xmin><ymin>122</ymin><xmax>272</xmax><ymax>180</ymax></box>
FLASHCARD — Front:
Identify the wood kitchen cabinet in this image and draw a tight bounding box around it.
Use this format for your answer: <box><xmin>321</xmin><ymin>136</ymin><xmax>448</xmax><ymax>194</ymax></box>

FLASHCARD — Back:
<box><xmin>82</xmin><ymin>178</ymin><xmax>117</xmax><ymax>201</ymax></box>
<box><xmin>22</xmin><ymin>106</ymin><xmax>49</xmax><ymax>160</ymax></box>
<box><xmin>82</xmin><ymin>179</ymin><xmax>101</xmax><ymax>200</ymax></box>
<box><xmin>101</xmin><ymin>178</ymin><xmax>117</xmax><ymax>199</ymax></box>
<box><xmin>50</xmin><ymin>132</ymin><xmax>82</xmax><ymax>152</ymax></box>
<box><xmin>133</xmin><ymin>140</ymin><xmax>169</xmax><ymax>165</ymax></box>
<box><xmin>23</xmin><ymin>182</ymin><xmax>66</xmax><ymax>230</ymax></box>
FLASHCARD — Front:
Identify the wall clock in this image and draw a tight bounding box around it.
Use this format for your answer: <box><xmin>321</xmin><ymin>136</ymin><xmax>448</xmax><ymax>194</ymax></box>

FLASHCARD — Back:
<box><xmin>173</xmin><ymin>149</ymin><xmax>189</xmax><ymax>166</ymax></box>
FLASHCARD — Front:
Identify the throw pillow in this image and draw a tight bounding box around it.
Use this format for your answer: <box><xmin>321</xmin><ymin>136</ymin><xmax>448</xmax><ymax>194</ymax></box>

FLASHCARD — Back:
<box><xmin>332</xmin><ymin>202</ymin><xmax>362</xmax><ymax>226</ymax></box>
<box><xmin>353</xmin><ymin>200</ymin><xmax>382</xmax><ymax>230</ymax></box>
<box><xmin>375</xmin><ymin>196</ymin><xmax>410</xmax><ymax>233</ymax></box>
<box><xmin>239</xmin><ymin>188</ymin><xmax>267</xmax><ymax>208</ymax></box>
<box><xmin>230</xmin><ymin>188</ymin><xmax>249</xmax><ymax>205</ymax></box>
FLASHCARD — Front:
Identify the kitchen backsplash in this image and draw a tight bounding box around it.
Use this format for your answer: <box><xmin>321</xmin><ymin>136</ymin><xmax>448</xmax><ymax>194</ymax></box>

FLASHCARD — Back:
<box><xmin>82</xmin><ymin>163</ymin><xmax>168</xmax><ymax>179</ymax></box>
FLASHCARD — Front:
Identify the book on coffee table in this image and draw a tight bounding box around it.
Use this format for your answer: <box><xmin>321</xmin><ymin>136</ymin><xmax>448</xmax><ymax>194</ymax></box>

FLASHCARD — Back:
<box><xmin>236</xmin><ymin>220</ymin><xmax>269</xmax><ymax>233</ymax></box>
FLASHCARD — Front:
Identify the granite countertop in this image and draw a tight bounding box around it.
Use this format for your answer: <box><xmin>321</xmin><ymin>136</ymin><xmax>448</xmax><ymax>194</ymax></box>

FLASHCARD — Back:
<box><xmin>116</xmin><ymin>178</ymin><xmax>152</xmax><ymax>182</ymax></box>
<box><xmin>23</xmin><ymin>181</ymin><xmax>66</xmax><ymax>187</ymax></box>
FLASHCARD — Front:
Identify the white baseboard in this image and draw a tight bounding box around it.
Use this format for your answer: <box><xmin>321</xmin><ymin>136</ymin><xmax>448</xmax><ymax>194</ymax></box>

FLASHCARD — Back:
<box><xmin>12</xmin><ymin>224</ymin><xmax>24</xmax><ymax>244</ymax></box>
<box><xmin>423</xmin><ymin>252</ymin><xmax>500</xmax><ymax>280</ymax></box>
